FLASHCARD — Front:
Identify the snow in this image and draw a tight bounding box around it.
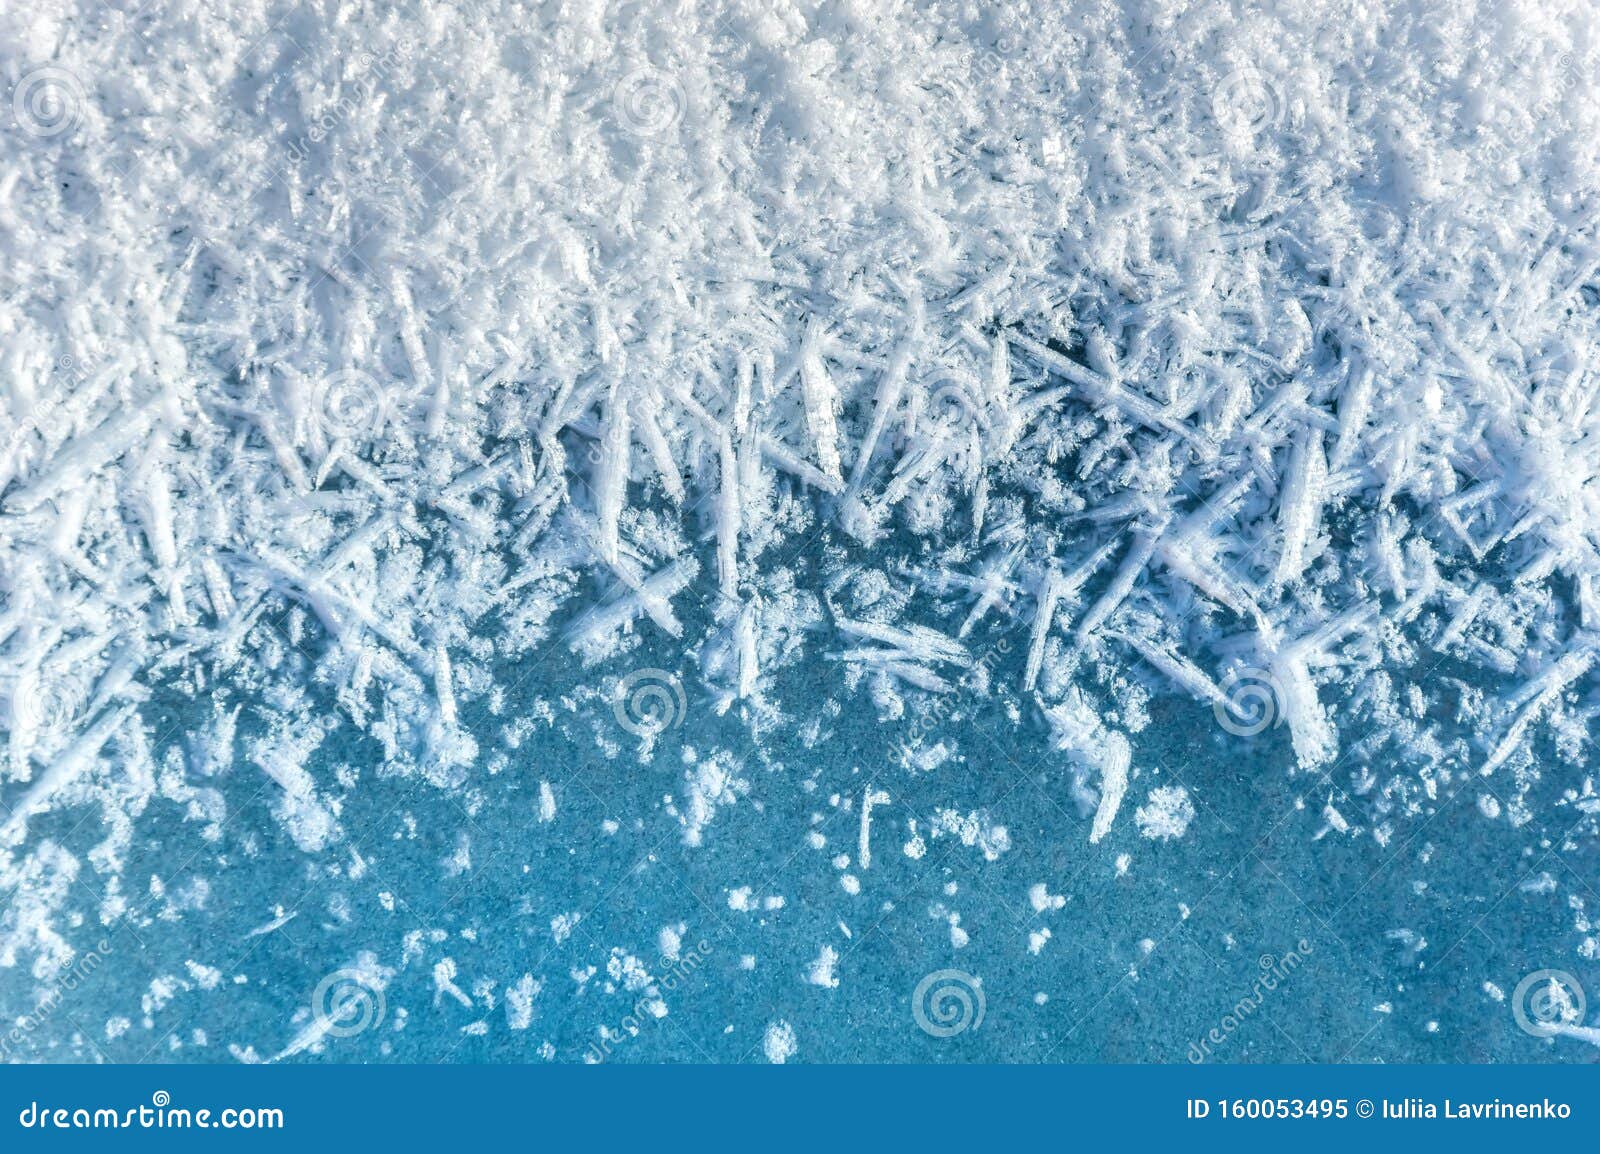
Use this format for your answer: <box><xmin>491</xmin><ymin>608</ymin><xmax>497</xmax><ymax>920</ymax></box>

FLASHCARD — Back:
<box><xmin>1</xmin><ymin>0</ymin><xmax>1598</xmax><ymax>1064</ymax></box>
<box><xmin>763</xmin><ymin>1020</ymin><xmax>797</xmax><ymax>1064</ymax></box>
<box><xmin>1134</xmin><ymin>786</ymin><xmax>1195</xmax><ymax>841</ymax></box>
<box><xmin>1028</xmin><ymin>883</ymin><xmax>1066</xmax><ymax>913</ymax></box>
<box><xmin>804</xmin><ymin>945</ymin><xmax>840</xmax><ymax>989</ymax></box>
<box><xmin>505</xmin><ymin>975</ymin><xmax>540</xmax><ymax>1031</ymax></box>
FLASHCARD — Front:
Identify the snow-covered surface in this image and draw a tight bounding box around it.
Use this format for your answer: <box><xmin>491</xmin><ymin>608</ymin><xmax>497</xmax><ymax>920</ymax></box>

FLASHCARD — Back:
<box><xmin>2</xmin><ymin>0</ymin><xmax>1599</xmax><ymax>1061</ymax></box>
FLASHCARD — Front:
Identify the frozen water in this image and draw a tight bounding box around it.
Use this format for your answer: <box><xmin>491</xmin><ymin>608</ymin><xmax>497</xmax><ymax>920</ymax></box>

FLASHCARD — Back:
<box><xmin>1</xmin><ymin>0</ymin><xmax>1598</xmax><ymax>1062</ymax></box>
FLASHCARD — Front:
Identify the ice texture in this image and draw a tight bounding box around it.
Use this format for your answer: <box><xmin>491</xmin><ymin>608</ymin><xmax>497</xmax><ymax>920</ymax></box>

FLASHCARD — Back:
<box><xmin>1</xmin><ymin>0</ymin><xmax>1599</xmax><ymax>1061</ymax></box>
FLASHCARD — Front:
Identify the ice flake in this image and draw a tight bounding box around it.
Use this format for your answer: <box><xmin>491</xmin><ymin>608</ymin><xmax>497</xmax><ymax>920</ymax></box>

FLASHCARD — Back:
<box><xmin>1043</xmin><ymin>691</ymin><xmax>1132</xmax><ymax>844</ymax></box>
<box><xmin>763</xmin><ymin>1020</ymin><xmax>798</xmax><ymax>1063</ymax></box>
<box><xmin>1134</xmin><ymin>787</ymin><xmax>1195</xmax><ymax>841</ymax></box>
<box><xmin>1028</xmin><ymin>884</ymin><xmax>1066</xmax><ymax>913</ymax></box>
<box><xmin>804</xmin><ymin>945</ymin><xmax>840</xmax><ymax>989</ymax></box>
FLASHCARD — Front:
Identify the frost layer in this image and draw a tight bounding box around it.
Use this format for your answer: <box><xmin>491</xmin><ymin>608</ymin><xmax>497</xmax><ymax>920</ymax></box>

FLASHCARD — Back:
<box><xmin>2</xmin><ymin>1</ymin><xmax>1599</xmax><ymax>987</ymax></box>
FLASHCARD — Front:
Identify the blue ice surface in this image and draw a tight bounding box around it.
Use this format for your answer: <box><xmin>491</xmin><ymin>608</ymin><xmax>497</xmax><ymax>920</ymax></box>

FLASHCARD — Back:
<box><xmin>2</xmin><ymin>600</ymin><xmax>1593</xmax><ymax>1066</ymax></box>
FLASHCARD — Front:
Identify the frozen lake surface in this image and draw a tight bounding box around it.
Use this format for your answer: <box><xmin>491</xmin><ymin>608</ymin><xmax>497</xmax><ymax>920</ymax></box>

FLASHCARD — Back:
<box><xmin>2</xmin><ymin>0</ymin><xmax>1598</xmax><ymax>1063</ymax></box>
<box><xmin>5</xmin><ymin>633</ymin><xmax>1595</xmax><ymax>1064</ymax></box>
